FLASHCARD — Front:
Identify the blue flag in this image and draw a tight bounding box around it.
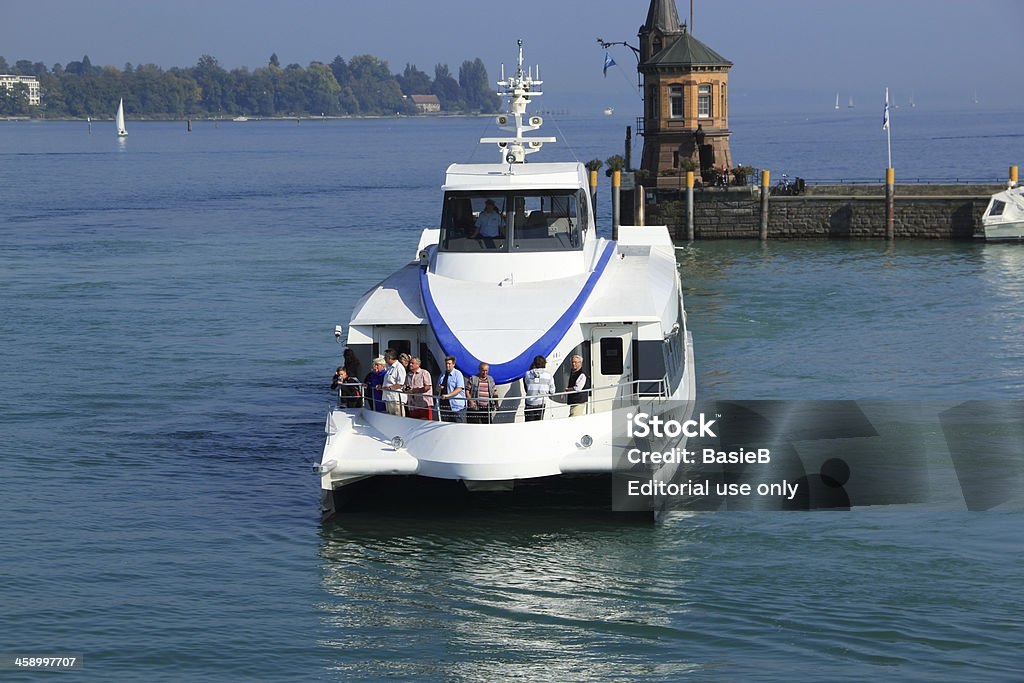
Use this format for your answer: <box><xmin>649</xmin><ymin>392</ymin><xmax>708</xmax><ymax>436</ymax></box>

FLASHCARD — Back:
<box><xmin>603</xmin><ymin>52</ymin><xmax>616</xmax><ymax>78</ymax></box>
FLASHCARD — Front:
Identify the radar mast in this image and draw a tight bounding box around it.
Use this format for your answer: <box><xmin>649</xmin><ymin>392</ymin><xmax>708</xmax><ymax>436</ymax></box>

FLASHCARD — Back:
<box><xmin>480</xmin><ymin>39</ymin><xmax>556</xmax><ymax>164</ymax></box>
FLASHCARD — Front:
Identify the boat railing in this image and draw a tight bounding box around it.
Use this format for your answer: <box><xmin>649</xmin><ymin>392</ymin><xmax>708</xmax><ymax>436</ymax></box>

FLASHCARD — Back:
<box><xmin>330</xmin><ymin>376</ymin><xmax>671</xmax><ymax>424</ymax></box>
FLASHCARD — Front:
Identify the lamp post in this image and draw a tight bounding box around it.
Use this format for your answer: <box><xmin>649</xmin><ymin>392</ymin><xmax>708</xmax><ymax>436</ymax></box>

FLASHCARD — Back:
<box><xmin>694</xmin><ymin>124</ymin><xmax>705</xmax><ymax>178</ymax></box>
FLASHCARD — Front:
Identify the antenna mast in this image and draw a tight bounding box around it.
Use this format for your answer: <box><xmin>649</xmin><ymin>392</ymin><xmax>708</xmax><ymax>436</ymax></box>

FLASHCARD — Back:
<box><xmin>480</xmin><ymin>39</ymin><xmax>556</xmax><ymax>164</ymax></box>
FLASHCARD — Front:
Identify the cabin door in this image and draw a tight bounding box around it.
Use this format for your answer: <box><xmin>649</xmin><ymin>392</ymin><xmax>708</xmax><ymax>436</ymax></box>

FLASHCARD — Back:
<box><xmin>589</xmin><ymin>325</ymin><xmax>634</xmax><ymax>412</ymax></box>
<box><xmin>372</xmin><ymin>326</ymin><xmax>420</xmax><ymax>362</ymax></box>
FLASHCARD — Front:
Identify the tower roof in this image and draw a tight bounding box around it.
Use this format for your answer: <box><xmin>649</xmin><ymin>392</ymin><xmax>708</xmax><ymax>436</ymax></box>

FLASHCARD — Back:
<box><xmin>643</xmin><ymin>0</ymin><xmax>682</xmax><ymax>34</ymax></box>
<box><xmin>648</xmin><ymin>31</ymin><xmax>732</xmax><ymax>67</ymax></box>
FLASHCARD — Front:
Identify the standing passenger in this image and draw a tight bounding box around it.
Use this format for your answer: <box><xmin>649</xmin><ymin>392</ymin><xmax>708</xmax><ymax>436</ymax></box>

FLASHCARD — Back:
<box><xmin>364</xmin><ymin>358</ymin><xmax>387</xmax><ymax>412</ymax></box>
<box><xmin>331</xmin><ymin>367</ymin><xmax>361</xmax><ymax>408</ymax></box>
<box><xmin>467</xmin><ymin>362</ymin><xmax>497</xmax><ymax>424</ymax></box>
<box><xmin>382</xmin><ymin>349</ymin><xmax>408</xmax><ymax>417</ymax></box>
<box><xmin>523</xmin><ymin>355</ymin><xmax>555</xmax><ymax>422</ymax></box>
<box><xmin>436</xmin><ymin>356</ymin><xmax>467</xmax><ymax>423</ymax></box>
<box><xmin>565</xmin><ymin>354</ymin><xmax>589</xmax><ymax>417</ymax></box>
<box><xmin>404</xmin><ymin>356</ymin><xmax>433</xmax><ymax>420</ymax></box>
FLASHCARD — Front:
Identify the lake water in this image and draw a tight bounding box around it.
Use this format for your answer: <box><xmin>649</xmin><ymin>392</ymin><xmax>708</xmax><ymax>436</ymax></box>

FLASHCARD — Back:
<box><xmin>1</xmin><ymin>112</ymin><xmax>1022</xmax><ymax>681</ymax></box>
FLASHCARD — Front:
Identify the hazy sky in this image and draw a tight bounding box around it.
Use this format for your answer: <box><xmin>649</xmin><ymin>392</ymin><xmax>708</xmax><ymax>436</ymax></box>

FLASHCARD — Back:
<box><xmin>3</xmin><ymin>0</ymin><xmax>1020</xmax><ymax>112</ymax></box>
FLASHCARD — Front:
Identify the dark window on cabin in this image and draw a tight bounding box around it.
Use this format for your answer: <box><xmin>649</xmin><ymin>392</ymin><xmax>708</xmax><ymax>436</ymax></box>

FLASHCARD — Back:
<box><xmin>990</xmin><ymin>200</ymin><xmax>1006</xmax><ymax>217</ymax></box>
<box><xmin>577</xmin><ymin>190</ymin><xmax>590</xmax><ymax>235</ymax></box>
<box><xmin>387</xmin><ymin>339</ymin><xmax>411</xmax><ymax>356</ymax></box>
<box><xmin>599</xmin><ymin>337</ymin><xmax>624</xmax><ymax>376</ymax></box>
<box><xmin>419</xmin><ymin>343</ymin><xmax>440</xmax><ymax>376</ymax></box>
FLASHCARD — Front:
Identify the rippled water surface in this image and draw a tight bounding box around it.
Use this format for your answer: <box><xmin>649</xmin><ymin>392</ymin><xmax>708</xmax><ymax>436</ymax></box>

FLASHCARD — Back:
<box><xmin>1</xmin><ymin>114</ymin><xmax>1022</xmax><ymax>681</ymax></box>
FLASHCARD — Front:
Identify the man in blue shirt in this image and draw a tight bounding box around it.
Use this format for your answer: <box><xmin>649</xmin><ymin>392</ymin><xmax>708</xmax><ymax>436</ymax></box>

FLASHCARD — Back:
<box><xmin>470</xmin><ymin>199</ymin><xmax>504</xmax><ymax>238</ymax></box>
<box><xmin>436</xmin><ymin>355</ymin><xmax>467</xmax><ymax>423</ymax></box>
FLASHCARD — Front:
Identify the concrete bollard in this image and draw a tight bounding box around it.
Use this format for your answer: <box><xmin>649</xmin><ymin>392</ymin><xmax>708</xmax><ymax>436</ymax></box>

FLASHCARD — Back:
<box><xmin>612</xmin><ymin>170</ymin><xmax>621</xmax><ymax>240</ymax></box>
<box><xmin>589</xmin><ymin>170</ymin><xmax>599</xmax><ymax>219</ymax></box>
<box><xmin>886</xmin><ymin>167</ymin><xmax>895</xmax><ymax>240</ymax></box>
<box><xmin>686</xmin><ymin>171</ymin><xmax>695</xmax><ymax>241</ymax></box>
<box><xmin>760</xmin><ymin>170</ymin><xmax>770</xmax><ymax>240</ymax></box>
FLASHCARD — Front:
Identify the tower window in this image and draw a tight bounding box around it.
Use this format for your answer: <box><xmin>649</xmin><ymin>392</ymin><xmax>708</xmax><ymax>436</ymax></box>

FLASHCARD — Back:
<box><xmin>698</xmin><ymin>85</ymin><xmax>711</xmax><ymax>118</ymax></box>
<box><xmin>669</xmin><ymin>86</ymin><xmax>684</xmax><ymax>119</ymax></box>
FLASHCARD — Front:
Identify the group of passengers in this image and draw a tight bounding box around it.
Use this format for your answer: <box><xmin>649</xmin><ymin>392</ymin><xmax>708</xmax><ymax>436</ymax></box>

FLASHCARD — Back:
<box><xmin>332</xmin><ymin>350</ymin><xmax>590</xmax><ymax>423</ymax></box>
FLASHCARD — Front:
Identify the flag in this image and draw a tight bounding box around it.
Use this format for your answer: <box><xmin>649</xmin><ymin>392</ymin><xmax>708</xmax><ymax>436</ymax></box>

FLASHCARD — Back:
<box><xmin>603</xmin><ymin>52</ymin><xmax>616</xmax><ymax>78</ymax></box>
<box><xmin>882</xmin><ymin>87</ymin><xmax>890</xmax><ymax>131</ymax></box>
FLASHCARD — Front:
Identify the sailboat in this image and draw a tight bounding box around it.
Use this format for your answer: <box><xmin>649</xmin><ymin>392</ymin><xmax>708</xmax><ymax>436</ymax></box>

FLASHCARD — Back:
<box><xmin>115</xmin><ymin>98</ymin><xmax>127</xmax><ymax>137</ymax></box>
<box><xmin>910</xmin><ymin>93</ymin><xmax>916</xmax><ymax>108</ymax></box>
<box><xmin>834</xmin><ymin>92</ymin><xmax>840</xmax><ymax>110</ymax></box>
<box><xmin>847</xmin><ymin>96</ymin><xmax>854</xmax><ymax>109</ymax></box>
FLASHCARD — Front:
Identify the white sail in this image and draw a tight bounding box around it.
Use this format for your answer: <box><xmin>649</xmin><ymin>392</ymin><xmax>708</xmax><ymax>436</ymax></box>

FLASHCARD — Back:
<box><xmin>834</xmin><ymin>92</ymin><xmax>840</xmax><ymax>110</ymax></box>
<box><xmin>116</xmin><ymin>98</ymin><xmax>127</xmax><ymax>137</ymax></box>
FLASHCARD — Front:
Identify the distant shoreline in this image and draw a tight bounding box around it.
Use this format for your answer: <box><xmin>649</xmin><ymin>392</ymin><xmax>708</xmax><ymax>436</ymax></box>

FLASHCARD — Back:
<box><xmin>1</xmin><ymin>113</ymin><xmax>496</xmax><ymax>122</ymax></box>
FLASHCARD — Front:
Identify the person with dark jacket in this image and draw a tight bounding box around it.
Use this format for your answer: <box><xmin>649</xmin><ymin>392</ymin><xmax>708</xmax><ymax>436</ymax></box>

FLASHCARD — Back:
<box><xmin>565</xmin><ymin>354</ymin><xmax>589</xmax><ymax>417</ymax></box>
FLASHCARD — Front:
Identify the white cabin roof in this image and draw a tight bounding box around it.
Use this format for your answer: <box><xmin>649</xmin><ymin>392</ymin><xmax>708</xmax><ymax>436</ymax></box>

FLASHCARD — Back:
<box><xmin>443</xmin><ymin>162</ymin><xmax>585</xmax><ymax>191</ymax></box>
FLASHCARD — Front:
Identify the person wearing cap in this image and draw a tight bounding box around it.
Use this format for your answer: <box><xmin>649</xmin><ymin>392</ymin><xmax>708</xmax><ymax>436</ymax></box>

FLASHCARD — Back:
<box><xmin>471</xmin><ymin>199</ymin><xmax>504</xmax><ymax>238</ymax></box>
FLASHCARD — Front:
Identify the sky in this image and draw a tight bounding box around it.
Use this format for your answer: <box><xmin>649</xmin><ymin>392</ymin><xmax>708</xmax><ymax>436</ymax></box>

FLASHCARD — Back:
<box><xmin>3</xmin><ymin>0</ymin><xmax>1021</xmax><ymax>114</ymax></box>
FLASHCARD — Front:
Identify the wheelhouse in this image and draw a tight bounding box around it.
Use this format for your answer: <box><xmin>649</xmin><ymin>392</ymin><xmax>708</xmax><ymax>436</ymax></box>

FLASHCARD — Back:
<box><xmin>439</xmin><ymin>189</ymin><xmax>588</xmax><ymax>253</ymax></box>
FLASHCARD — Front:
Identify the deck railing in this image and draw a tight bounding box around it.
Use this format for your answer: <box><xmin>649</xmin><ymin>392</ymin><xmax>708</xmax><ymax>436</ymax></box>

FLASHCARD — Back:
<box><xmin>331</xmin><ymin>376</ymin><xmax>671</xmax><ymax>425</ymax></box>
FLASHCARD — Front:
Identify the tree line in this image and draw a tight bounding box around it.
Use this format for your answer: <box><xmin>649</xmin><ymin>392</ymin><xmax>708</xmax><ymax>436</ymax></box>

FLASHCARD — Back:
<box><xmin>0</xmin><ymin>53</ymin><xmax>501</xmax><ymax>118</ymax></box>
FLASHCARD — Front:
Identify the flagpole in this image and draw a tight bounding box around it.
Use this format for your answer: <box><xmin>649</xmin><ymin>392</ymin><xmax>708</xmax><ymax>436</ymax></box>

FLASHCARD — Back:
<box><xmin>885</xmin><ymin>87</ymin><xmax>892</xmax><ymax>169</ymax></box>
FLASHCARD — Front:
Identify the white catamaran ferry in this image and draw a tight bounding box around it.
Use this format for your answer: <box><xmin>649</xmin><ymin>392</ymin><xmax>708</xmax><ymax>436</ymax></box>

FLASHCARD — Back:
<box><xmin>317</xmin><ymin>41</ymin><xmax>695</xmax><ymax>518</ymax></box>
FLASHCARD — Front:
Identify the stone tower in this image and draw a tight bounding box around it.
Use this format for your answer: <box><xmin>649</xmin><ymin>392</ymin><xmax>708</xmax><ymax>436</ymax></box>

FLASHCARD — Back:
<box><xmin>638</xmin><ymin>0</ymin><xmax>732</xmax><ymax>185</ymax></box>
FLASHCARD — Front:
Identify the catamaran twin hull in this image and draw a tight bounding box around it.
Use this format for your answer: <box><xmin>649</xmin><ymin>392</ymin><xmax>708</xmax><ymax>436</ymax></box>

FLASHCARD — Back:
<box><xmin>317</xmin><ymin>225</ymin><xmax>695</xmax><ymax>518</ymax></box>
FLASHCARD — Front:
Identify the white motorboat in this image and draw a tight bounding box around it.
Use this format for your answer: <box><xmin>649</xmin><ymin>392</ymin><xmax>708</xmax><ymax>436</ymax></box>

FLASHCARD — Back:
<box><xmin>317</xmin><ymin>41</ymin><xmax>695</xmax><ymax>517</ymax></box>
<box><xmin>982</xmin><ymin>183</ymin><xmax>1024</xmax><ymax>240</ymax></box>
<box><xmin>603</xmin><ymin>107</ymin><xmax>614</xmax><ymax>116</ymax></box>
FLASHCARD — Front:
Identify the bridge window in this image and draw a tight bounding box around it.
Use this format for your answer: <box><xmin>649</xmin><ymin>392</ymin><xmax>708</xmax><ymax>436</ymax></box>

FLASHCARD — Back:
<box><xmin>439</xmin><ymin>190</ymin><xmax>583</xmax><ymax>253</ymax></box>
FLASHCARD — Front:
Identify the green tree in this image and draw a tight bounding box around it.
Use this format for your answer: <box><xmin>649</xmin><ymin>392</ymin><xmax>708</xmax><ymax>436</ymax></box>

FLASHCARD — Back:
<box><xmin>397</xmin><ymin>63</ymin><xmax>432</xmax><ymax>96</ymax></box>
<box><xmin>432</xmin><ymin>63</ymin><xmax>463</xmax><ymax>111</ymax></box>
<box><xmin>305</xmin><ymin>63</ymin><xmax>342</xmax><ymax>115</ymax></box>
<box><xmin>192</xmin><ymin>54</ymin><xmax>230</xmax><ymax>114</ymax></box>
<box><xmin>459</xmin><ymin>58</ymin><xmax>498</xmax><ymax>113</ymax></box>
<box><xmin>269</xmin><ymin>53</ymin><xmax>280</xmax><ymax>68</ymax></box>
<box><xmin>329</xmin><ymin>56</ymin><xmax>350</xmax><ymax>87</ymax></box>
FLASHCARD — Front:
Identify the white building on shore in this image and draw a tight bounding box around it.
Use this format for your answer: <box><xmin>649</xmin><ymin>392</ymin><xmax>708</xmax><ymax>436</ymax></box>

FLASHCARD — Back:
<box><xmin>0</xmin><ymin>75</ymin><xmax>41</xmax><ymax>106</ymax></box>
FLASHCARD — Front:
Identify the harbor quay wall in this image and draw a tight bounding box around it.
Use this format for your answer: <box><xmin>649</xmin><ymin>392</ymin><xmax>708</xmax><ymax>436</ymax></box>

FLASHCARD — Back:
<box><xmin>642</xmin><ymin>184</ymin><xmax>1003</xmax><ymax>240</ymax></box>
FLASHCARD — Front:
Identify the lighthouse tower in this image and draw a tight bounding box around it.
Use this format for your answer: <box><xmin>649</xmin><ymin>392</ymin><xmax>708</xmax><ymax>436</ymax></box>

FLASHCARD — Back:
<box><xmin>638</xmin><ymin>0</ymin><xmax>733</xmax><ymax>185</ymax></box>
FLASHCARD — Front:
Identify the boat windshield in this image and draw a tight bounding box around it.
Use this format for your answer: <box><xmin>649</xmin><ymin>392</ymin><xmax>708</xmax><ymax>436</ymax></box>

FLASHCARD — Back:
<box><xmin>439</xmin><ymin>190</ymin><xmax>586</xmax><ymax>253</ymax></box>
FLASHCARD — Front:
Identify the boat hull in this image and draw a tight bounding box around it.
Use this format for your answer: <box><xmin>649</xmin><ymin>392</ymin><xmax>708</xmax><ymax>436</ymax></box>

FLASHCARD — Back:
<box><xmin>983</xmin><ymin>220</ymin><xmax>1024</xmax><ymax>240</ymax></box>
<box><xmin>318</xmin><ymin>332</ymin><xmax>695</xmax><ymax>519</ymax></box>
